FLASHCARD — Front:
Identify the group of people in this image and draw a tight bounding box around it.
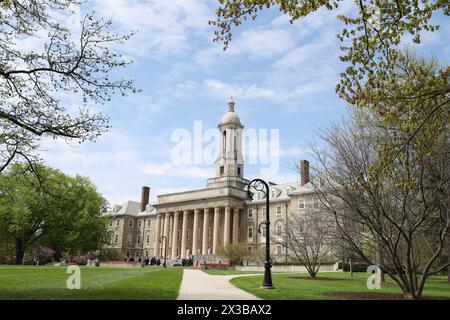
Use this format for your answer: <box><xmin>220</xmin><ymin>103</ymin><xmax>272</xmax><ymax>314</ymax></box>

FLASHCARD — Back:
<box><xmin>124</xmin><ymin>256</ymin><xmax>162</xmax><ymax>266</ymax></box>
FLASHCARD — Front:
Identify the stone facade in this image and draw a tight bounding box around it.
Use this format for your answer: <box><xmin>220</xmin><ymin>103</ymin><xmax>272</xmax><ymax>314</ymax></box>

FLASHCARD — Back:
<box><xmin>106</xmin><ymin>99</ymin><xmax>322</xmax><ymax>263</ymax></box>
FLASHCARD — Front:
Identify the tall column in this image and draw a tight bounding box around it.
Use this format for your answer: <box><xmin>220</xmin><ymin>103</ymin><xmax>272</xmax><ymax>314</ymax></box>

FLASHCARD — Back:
<box><xmin>223</xmin><ymin>206</ymin><xmax>231</xmax><ymax>245</ymax></box>
<box><xmin>202</xmin><ymin>208</ymin><xmax>210</xmax><ymax>255</ymax></box>
<box><xmin>192</xmin><ymin>209</ymin><xmax>201</xmax><ymax>256</ymax></box>
<box><xmin>162</xmin><ymin>212</ymin><xmax>170</xmax><ymax>259</ymax></box>
<box><xmin>212</xmin><ymin>207</ymin><xmax>220</xmax><ymax>254</ymax></box>
<box><xmin>180</xmin><ymin>210</ymin><xmax>189</xmax><ymax>259</ymax></box>
<box><xmin>232</xmin><ymin>208</ymin><xmax>239</xmax><ymax>243</ymax></box>
<box><xmin>153</xmin><ymin>213</ymin><xmax>162</xmax><ymax>257</ymax></box>
<box><xmin>171</xmin><ymin>211</ymin><xmax>181</xmax><ymax>259</ymax></box>
<box><xmin>168</xmin><ymin>214</ymin><xmax>173</xmax><ymax>254</ymax></box>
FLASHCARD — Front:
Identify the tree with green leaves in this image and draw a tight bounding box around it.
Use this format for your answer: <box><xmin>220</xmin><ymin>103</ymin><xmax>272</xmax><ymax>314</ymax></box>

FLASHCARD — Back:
<box><xmin>217</xmin><ymin>243</ymin><xmax>251</xmax><ymax>265</ymax></box>
<box><xmin>40</xmin><ymin>174</ymin><xmax>110</xmax><ymax>261</ymax></box>
<box><xmin>0</xmin><ymin>164</ymin><xmax>110</xmax><ymax>264</ymax></box>
<box><xmin>0</xmin><ymin>0</ymin><xmax>137</xmax><ymax>172</ymax></box>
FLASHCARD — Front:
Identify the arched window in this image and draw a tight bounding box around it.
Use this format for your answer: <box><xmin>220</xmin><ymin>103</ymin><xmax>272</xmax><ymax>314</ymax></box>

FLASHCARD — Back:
<box><xmin>223</xmin><ymin>130</ymin><xmax>227</xmax><ymax>152</ymax></box>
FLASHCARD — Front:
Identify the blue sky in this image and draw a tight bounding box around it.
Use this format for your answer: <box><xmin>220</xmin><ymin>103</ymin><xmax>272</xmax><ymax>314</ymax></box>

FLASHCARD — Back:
<box><xmin>39</xmin><ymin>0</ymin><xmax>449</xmax><ymax>205</ymax></box>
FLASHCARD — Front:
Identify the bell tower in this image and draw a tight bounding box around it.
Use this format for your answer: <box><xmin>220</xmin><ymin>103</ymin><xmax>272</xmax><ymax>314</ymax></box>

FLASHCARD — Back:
<box><xmin>215</xmin><ymin>97</ymin><xmax>244</xmax><ymax>178</ymax></box>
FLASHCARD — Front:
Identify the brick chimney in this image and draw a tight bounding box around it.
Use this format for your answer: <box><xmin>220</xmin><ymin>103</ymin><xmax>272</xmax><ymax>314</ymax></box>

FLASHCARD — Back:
<box><xmin>140</xmin><ymin>186</ymin><xmax>150</xmax><ymax>212</ymax></box>
<box><xmin>300</xmin><ymin>160</ymin><xmax>310</xmax><ymax>186</ymax></box>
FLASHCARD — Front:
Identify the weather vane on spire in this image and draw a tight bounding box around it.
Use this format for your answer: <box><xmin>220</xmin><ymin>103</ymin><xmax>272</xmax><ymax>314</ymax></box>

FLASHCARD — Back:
<box><xmin>228</xmin><ymin>96</ymin><xmax>235</xmax><ymax>112</ymax></box>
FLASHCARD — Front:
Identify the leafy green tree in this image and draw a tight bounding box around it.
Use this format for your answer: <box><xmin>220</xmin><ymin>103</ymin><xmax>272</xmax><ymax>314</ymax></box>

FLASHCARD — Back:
<box><xmin>0</xmin><ymin>0</ymin><xmax>137</xmax><ymax>172</ymax></box>
<box><xmin>41</xmin><ymin>175</ymin><xmax>110</xmax><ymax>261</ymax></box>
<box><xmin>217</xmin><ymin>243</ymin><xmax>251</xmax><ymax>265</ymax></box>
<box><xmin>0</xmin><ymin>164</ymin><xmax>109</xmax><ymax>264</ymax></box>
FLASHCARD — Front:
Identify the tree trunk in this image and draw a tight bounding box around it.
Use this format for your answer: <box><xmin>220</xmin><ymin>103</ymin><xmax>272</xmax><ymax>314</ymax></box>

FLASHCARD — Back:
<box><xmin>350</xmin><ymin>260</ymin><xmax>353</xmax><ymax>277</ymax></box>
<box><xmin>14</xmin><ymin>238</ymin><xmax>25</xmax><ymax>265</ymax></box>
<box><xmin>376</xmin><ymin>248</ymin><xmax>386</xmax><ymax>283</ymax></box>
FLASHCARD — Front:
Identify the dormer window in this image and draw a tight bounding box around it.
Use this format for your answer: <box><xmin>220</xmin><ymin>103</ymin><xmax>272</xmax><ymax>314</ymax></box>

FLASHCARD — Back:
<box><xmin>271</xmin><ymin>190</ymin><xmax>276</xmax><ymax>199</ymax></box>
<box><xmin>286</xmin><ymin>187</ymin><xmax>292</xmax><ymax>196</ymax></box>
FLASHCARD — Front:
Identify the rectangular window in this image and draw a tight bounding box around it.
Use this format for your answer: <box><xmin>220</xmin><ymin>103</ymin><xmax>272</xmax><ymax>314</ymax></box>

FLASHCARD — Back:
<box><xmin>129</xmin><ymin>220</ymin><xmax>133</xmax><ymax>227</ymax></box>
<box><xmin>248</xmin><ymin>227</ymin><xmax>253</xmax><ymax>238</ymax></box>
<box><xmin>262</xmin><ymin>207</ymin><xmax>267</xmax><ymax>218</ymax></box>
<box><xmin>127</xmin><ymin>235</ymin><xmax>132</xmax><ymax>244</ymax></box>
<box><xmin>277</xmin><ymin>245</ymin><xmax>282</xmax><ymax>255</ymax></box>
<box><xmin>137</xmin><ymin>235</ymin><xmax>141</xmax><ymax>244</ymax></box>
<box><xmin>116</xmin><ymin>220</ymin><xmax>120</xmax><ymax>226</ymax></box>
<box><xmin>114</xmin><ymin>234</ymin><xmax>118</xmax><ymax>243</ymax></box>
<box><xmin>262</xmin><ymin>226</ymin><xmax>267</xmax><ymax>237</ymax></box>
<box><xmin>147</xmin><ymin>220</ymin><xmax>151</xmax><ymax>226</ymax></box>
<box><xmin>277</xmin><ymin>225</ymin><xmax>282</xmax><ymax>236</ymax></box>
<box><xmin>138</xmin><ymin>221</ymin><xmax>142</xmax><ymax>228</ymax></box>
<box><xmin>298</xmin><ymin>199</ymin><xmax>306</xmax><ymax>209</ymax></box>
<box><xmin>248</xmin><ymin>208</ymin><xmax>253</xmax><ymax>218</ymax></box>
<box><xmin>313</xmin><ymin>197</ymin><xmax>319</xmax><ymax>208</ymax></box>
<box><xmin>146</xmin><ymin>235</ymin><xmax>150</xmax><ymax>244</ymax></box>
<box><xmin>276</xmin><ymin>206</ymin><xmax>282</xmax><ymax>215</ymax></box>
<box><xmin>220</xmin><ymin>166</ymin><xmax>224</xmax><ymax>174</ymax></box>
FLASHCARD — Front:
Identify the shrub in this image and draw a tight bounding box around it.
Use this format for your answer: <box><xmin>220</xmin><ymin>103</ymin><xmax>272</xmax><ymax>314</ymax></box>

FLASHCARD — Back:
<box><xmin>338</xmin><ymin>262</ymin><xmax>370</xmax><ymax>272</ymax></box>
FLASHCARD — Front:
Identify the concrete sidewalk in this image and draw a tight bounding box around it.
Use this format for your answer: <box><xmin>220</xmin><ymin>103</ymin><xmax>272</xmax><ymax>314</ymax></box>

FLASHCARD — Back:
<box><xmin>177</xmin><ymin>269</ymin><xmax>261</xmax><ymax>300</ymax></box>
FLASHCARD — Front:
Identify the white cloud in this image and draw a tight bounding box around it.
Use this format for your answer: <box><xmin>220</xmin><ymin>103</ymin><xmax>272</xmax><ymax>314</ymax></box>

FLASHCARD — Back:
<box><xmin>231</xmin><ymin>28</ymin><xmax>297</xmax><ymax>58</ymax></box>
<box><xmin>90</xmin><ymin>0</ymin><xmax>214</xmax><ymax>58</ymax></box>
<box><xmin>203</xmin><ymin>79</ymin><xmax>277</xmax><ymax>101</ymax></box>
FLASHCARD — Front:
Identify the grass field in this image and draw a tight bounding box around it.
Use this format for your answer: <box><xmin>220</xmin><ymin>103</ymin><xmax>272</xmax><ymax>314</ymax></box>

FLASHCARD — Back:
<box><xmin>230</xmin><ymin>272</ymin><xmax>450</xmax><ymax>300</ymax></box>
<box><xmin>0</xmin><ymin>266</ymin><xmax>183</xmax><ymax>300</ymax></box>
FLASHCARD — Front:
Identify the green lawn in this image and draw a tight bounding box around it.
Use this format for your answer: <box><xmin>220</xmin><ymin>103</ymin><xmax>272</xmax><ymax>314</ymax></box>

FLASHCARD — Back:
<box><xmin>203</xmin><ymin>269</ymin><xmax>263</xmax><ymax>276</ymax></box>
<box><xmin>230</xmin><ymin>272</ymin><xmax>450</xmax><ymax>300</ymax></box>
<box><xmin>0</xmin><ymin>266</ymin><xmax>183</xmax><ymax>300</ymax></box>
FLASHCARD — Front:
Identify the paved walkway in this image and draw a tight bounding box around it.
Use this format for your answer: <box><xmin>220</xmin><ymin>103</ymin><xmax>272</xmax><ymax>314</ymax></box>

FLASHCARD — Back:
<box><xmin>177</xmin><ymin>269</ymin><xmax>261</xmax><ymax>300</ymax></box>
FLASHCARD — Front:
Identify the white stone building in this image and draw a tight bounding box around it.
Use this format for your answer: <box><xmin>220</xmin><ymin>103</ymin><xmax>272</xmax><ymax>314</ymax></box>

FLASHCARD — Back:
<box><xmin>106</xmin><ymin>99</ymin><xmax>320</xmax><ymax>263</ymax></box>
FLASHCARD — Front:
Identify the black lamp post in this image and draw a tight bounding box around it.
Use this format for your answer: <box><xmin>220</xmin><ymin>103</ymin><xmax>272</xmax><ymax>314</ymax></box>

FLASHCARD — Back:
<box><xmin>246</xmin><ymin>179</ymin><xmax>274</xmax><ymax>289</ymax></box>
<box><xmin>159</xmin><ymin>235</ymin><xmax>168</xmax><ymax>268</ymax></box>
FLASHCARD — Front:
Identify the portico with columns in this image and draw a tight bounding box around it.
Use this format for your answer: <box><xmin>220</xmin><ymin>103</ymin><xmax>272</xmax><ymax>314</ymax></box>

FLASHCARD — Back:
<box><xmin>152</xmin><ymin>204</ymin><xmax>245</xmax><ymax>260</ymax></box>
